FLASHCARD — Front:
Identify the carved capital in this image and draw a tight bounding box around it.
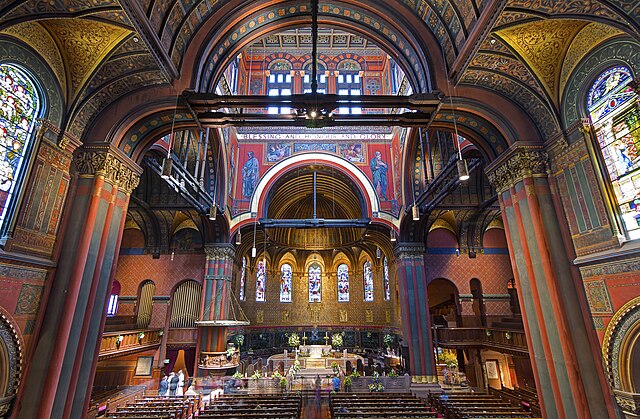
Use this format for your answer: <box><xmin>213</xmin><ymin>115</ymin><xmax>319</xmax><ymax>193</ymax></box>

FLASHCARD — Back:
<box><xmin>73</xmin><ymin>145</ymin><xmax>142</xmax><ymax>194</ymax></box>
<box><xmin>204</xmin><ymin>244</ymin><xmax>236</xmax><ymax>260</ymax></box>
<box><xmin>394</xmin><ymin>243</ymin><xmax>425</xmax><ymax>259</ymax></box>
<box><xmin>485</xmin><ymin>145</ymin><xmax>549</xmax><ymax>193</ymax></box>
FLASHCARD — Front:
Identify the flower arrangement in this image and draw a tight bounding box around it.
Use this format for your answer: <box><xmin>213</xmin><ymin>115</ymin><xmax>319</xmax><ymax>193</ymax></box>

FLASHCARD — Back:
<box><xmin>235</xmin><ymin>334</ymin><xmax>245</xmax><ymax>347</ymax></box>
<box><xmin>279</xmin><ymin>377</ymin><xmax>287</xmax><ymax>389</ymax></box>
<box><xmin>350</xmin><ymin>371</ymin><xmax>361</xmax><ymax>379</ymax></box>
<box><xmin>293</xmin><ymin>360</ymin><xmax>301</xmax><ymax>372</ymax></box>
<box><xmin>331</xmin><ymin>332</ymin><xmax>344</xmax><ymax>348</ymax></box>
<box><xmin>344</xmin><ymin>376</ymin><xmax>352</xmax><ymax>389</ymax></box>
<box><xmin>232</xmin><ymin>372</ymin><xmax>243</xmax><ymax>379</ymax></box>
<box><xmin>226</xmin><ymin>346</ymin><xmax>237</xmax><ymax>358</ymax></box>
<box><xmin>137</xmin><ymin>332</ymin><xmax>145</xmax><ymax>340</ymax></box>
<box><xmin>251</xmin><ymin>371</ymin><xmax>262</xmax><ymax>380</ymax></box>
<box><xmin>388</xmin><ymin>369</ymin><xmax>399</xmax><ymax>378</ymax></box>
<box><xmin>287</xmin><ymin>332</ymin><xmax>301</xmax><ymax>348</ymax></box>
<box><xmin>368</xmin><ymin>371</ymin><xmax>385</xmax><ymax>392</ymax></box>
<box><xmin>273</xmin><ymin>370</ymin><xmax>282</xmax><ymax>378</ymax></box>
<box><xmin>505</xmin><ymin>331</ymin><xmax>512</xmax><ymax>340</ymax></box>
<box><xmin>331</xmin><ymin>361</ymin><xmax>339</xmax><ymax>370</ymax></box>
<box><xmin>383</xmin><ymin>334</ymin><xmax>394</xmax><ymax>347</ymax></box>
<box><xmin>437</xmin><ymin>351</ymin><xmax>458</xmax><ymax>368</ymax></box>
<box><xmin>116</xmin><ymin>335</ymin><xmax>124</xmax><ymax>344</ymax></box>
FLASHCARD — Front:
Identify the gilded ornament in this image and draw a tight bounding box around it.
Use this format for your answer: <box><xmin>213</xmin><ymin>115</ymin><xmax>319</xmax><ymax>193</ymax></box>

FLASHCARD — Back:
<box><xmin>73</xmin><ymin>147</ymin><xmax>141</xmax><ymax>194</ymax></box>
<box><xmin>486</xmin><ymin>147</ymin><xmax>549</xmax><ymax>193</ymax></box>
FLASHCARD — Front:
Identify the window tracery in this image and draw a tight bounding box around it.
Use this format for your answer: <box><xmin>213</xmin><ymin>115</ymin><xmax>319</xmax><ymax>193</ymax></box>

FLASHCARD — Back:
<box><xmin>308</xmin><ymin>262</ymin><xmax>322</xmax><ymax>302</ymax></box>
<box><xmin>256</xmin><ymin>259</ymin><xmax>267</xmax><ymax>302</ymax></box>
<box><xmin>337</xmin><ymin>263</ymin><xmax>349</xmax><ymax>302</ymax></box>
<box><xmin>280</xmin><ymin>263</ymin><xmax>292</xmax><ymax>302</ymax></box>
<box><xmin>239</xmin><ymin>257</ymin><xmax>247</xmax><ymax>301</ymax></box>
<box><xmin>363</xmin><ymin>260</ymin><xmax>374</xmax><ymax>302</ymax></box>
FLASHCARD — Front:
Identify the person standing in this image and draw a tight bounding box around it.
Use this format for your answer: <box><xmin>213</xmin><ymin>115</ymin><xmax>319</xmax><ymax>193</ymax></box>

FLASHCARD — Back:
<box><xmin>168</xmin><ymin>372</ymin><xmax>178</xmax><ymax>396</ymax></box>
<box><xmin>314</xmin><ymin>374</ymin><xmax>321</xmax><ymax>406</ymax></box>
<box><xmin>176</xmin><ymin>370</ymin><xmax>185</xmax><ymax>396</ymax></box>
<box><xmin>158</xmin><ymin>375</ymin><xmax>168</xmax><ymax>396</ymax></box>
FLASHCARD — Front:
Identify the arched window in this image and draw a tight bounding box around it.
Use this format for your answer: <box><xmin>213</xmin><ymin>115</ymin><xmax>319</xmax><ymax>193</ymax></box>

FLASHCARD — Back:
<box><xmin>267</xmin><ymin>61</ymin><xmax>293</xmax><ymax>114</ymax></box>
<box><xmin>280</xmin><ymin>263</ymin><xmax>292</xmax><ymax>303</ymax></box>
<box><xmin>106</xmin><ymin>280</ymin><xmax>121</xmax><ymax>316</ymax></box>
<box><xmin>239</xmin><ymin>257</ymin><xmax>247</xmax><ymax>301</ymax></box>
<box><xmin>256</xmin><ymin>258</ymin><xmax>267</xmax><ymax>302</ymax></box>
<box><xmin>337</xmin><ymin>60</ymin><xmax>362</xmax><ymax>114</ymax></box>
<box><xmin>337</xmin><ymin>263</ymin><xmax>349</xmax><ymax>302</ymax></box>
<box><xmin>588</xmin><ymin>66</ymin><xmax>640</xmax><ymax>239</ymax></box>
<box><xmin>0</xmin><ymin>64</ymin><xmax>42</xmax><ymax>233</ymax></box>
<box><xmin>383</xmin><ymin>257</ymin><xmax>390</xmax><ymax>301</ymax></box>
<box><xmin>308</xmin><ymin>262</ymin><xmax>322</xmax><ymax>303</ymax></box>
<box><xmin>303</xmin><ymin>63</ymin><xmax>327</xmax><ymax>93</ymax></box>
<box><xmin>363</xmin><ymin>260</ymin><xmax>374</xmax><ymax>302</ymax></box>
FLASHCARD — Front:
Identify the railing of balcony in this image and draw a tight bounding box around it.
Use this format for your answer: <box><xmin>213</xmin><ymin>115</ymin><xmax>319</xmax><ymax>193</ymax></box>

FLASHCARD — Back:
<box><xmin>435</xmin><ymin>327</ymin><xmax>528</xmax><ymax>354</ymax></box>
<box><xmin>99</xmin><ymin>329</ymin><xmax>162</xmax><ymax>360</ymax></box>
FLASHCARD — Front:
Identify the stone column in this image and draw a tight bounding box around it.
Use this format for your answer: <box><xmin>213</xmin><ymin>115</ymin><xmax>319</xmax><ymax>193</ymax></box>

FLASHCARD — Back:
<box><xmin>195</xmin><ymin>244</ymin><xmax>236</xmax><ymax>375</ymax></box>
<box><xmin>486</xmin><ymin>144</ymin><xmax>615</xmax><ymax>419</ymax></box>
<box><xmin>394</xmin><ymin>243</ymin><xmax>438</xmax><ymax>391</ymax></box>
<box><xmin>17</xmin><ymin>144</ymin><xmax>140</xmax><ymax>419</ymax></box>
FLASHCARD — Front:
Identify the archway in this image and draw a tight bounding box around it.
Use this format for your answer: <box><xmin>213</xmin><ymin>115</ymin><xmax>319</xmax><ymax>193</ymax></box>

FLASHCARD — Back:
<box><xmin>427</xmin><ymin>278</ymin><xmax>461</xmax><ymax>327</ymax></box>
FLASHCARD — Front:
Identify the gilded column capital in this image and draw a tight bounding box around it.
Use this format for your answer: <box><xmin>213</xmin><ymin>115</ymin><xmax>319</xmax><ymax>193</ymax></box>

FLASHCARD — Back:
<box><xmin>73</xmin><ymin>144</ymin><xmax>142</xmax><ymax>194</ymax></box>
<box><xmin>394</xmin><ymin>243</ymin><xmax>425</xmax><ymax>260</ymax></box>
<box><xmin>204</xmin><ymin>244</ymin><xmax>236</xmax><ymax>260</ymax></box>
<box><xmin>485</xmin><ymin>144</ymin><xmax>549</xmax><ymax>193</ymax></box>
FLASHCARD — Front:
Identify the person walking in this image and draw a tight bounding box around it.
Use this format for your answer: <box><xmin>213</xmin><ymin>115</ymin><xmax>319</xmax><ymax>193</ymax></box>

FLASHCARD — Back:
<box><xmin>169</xmin><ymin>372</ymin><xmax>178</xmax><ymax>396</ymax></box>
<box><xmin>314</xmin><ymin>374</ymin><xmax>321</xmax><ymax>407</ymax></box>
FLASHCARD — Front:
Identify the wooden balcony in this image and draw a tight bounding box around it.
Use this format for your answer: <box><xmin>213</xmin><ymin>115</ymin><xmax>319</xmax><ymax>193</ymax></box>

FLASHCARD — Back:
<box><xmin>99</xmin><ymin>329</ymin><xmax>162</xmax><ymax>360</ymax></box>
<box><xmin>434</xmin><ymin>327</ymin><xmax>528</xmax><ymax>354</ymax></box>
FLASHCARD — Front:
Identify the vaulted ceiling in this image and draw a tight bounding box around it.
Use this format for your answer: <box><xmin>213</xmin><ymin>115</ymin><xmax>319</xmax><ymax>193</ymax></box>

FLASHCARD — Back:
<box><xmin>0</xmin><ymin>0</ymin><xmax>638</xmax><ymax>154</ymax></box>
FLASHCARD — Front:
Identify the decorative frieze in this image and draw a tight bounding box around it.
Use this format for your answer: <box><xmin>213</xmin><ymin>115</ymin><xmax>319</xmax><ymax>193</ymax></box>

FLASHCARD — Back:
<box><xmin>204</xmin><ymin>244</ymin><xmax>236</xmax><ymax>260</ymax></box>
<box><xmin>394</xmin><ymin>243</ymin><xmax>425</xmax><ymax>259</ymax></box>
<box><xmin>73</xmin><ymin>145</ymin><xmax>142</xmax><ymax>194</ymax></box>
<box><xmin>486</xmin><ymin>145</ymin><xmax>549</xmax><ymax>193</ymax></box>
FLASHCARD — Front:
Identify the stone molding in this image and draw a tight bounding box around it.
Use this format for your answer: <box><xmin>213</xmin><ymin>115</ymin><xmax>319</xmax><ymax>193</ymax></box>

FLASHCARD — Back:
<box><xmin>485</xmin><ymin>144</ymin><xmax>549</xmax><ymax>193</ymax></box>
<box><xmin>72</xmin><ymin>144</ymin><xmax>142</xmax><ymax>194</ymax></box>
<box><xmin>204</xmin><ymin>244</ymin><xmax>236</xmax><ymax>260</ymax></box>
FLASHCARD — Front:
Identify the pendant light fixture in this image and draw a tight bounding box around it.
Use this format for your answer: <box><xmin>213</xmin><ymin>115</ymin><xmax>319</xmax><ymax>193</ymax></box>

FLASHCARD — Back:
<box><xmin>162</xmin><ymin>88</ymin><xmax>181</xmax><ymax>179</ymax></box>
<box><xmin>443</xmin><ymin>49</ymin><xmax>469</xmax><ymax>181</ymax></box>
<box><xmin>390</xmin><ymin>228</ymin><xmax>396</xmax><ymax>242</ymax></box>
<box><xmin>235</xmin><ymin>230</ymin><xmax>242</xmax><ymax>245</ymax></box>
<box><xmin>251</xmin><ymin>216</ymin><xmax>258</xmax><ymax>258</ymax></box>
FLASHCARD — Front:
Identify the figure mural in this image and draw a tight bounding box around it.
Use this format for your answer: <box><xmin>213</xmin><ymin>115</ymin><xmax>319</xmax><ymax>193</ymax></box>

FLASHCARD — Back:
<box><xmin>370</xmin><ymin>150</ymin><xmax>388</xmax><ymax>200</ymax></box>
<box><xmin>267</xmin><ymin>142</ymin><xmax>291</xmax><ymax>162</ymax></box>
<box><xmin>242</xmin><ymin>151</ymin><xmax>259</xmax><ymax>198</ymax></box>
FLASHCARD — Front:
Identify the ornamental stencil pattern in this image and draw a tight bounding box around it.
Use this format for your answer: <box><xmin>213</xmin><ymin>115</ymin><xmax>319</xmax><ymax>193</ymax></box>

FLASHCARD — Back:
<box><xmin>584</xmin><ymin>280</ymin><xmax>614</xmax><ymax>314</ymax></box>
<box><xmin>14</xmin><ymin>284</ymin><xmax>43</xmax><ymax>315</ymax></box>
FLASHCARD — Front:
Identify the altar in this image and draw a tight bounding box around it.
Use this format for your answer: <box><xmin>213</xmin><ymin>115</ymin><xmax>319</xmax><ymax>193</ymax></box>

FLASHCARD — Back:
<box><xmin>267</xmin><ymin>345</ymin><xmax>363</xmax><ymax>376</ymax></box>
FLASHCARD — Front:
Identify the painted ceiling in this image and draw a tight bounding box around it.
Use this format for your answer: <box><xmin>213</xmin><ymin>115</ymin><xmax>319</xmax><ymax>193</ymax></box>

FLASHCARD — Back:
<box><xmin>0</xmin><ymin>0</ymin><xmax>637</xmax><ymax>144</ymax></box>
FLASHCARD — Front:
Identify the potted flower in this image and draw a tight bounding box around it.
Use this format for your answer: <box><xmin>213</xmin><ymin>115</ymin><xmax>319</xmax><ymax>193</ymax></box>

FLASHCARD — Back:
<box><xmin>279</xmin><ymin>377</ymin><xmax>287</xmax><ymax>391</ymax></box>
<box><xmin>235</xmin><ymin>334</ymin><xmax>245</xmax><ymax>347</ymax></box>
<box><xmin>225</xmin><ymin>347</ymin><xmax>236</xmax><ymax>360</ymax></box>
<box><xmin>331</xmin><ymin>361</ymin><xmax>340</xmax><ymax>374</ymax></box>
<box><xmin>115</xmin><ymin>335</ymin><xmax>124</xmax><ymax>348</ymax></box>
<box><xmin>344</xmin><ymin>376</ymin><xmax>352</xmax><ymax>392</ymax></box>
<box><xmin>383</xmin><ymin>334</ymin><xmax>393</xmax><ymax>348</ymax></box>
<box><xmin>251</xmin><ymin>370</ymin><xmax>262</xmax><ymax>381</ymax></box>
<box><xmin>368</xmin><ymin>371</ymin><xmax>385</xmax><ymax>392</ymax></box>
<box><xmin>331</xmin><ymin>332</ymin><xmax>343</xmax><ymax>348</ymax></box>
<box><xmin>273</xmin><ymin>370</ymin><xmax>282</xmax><ymax>379</ymax></box>
<box><xmin>137</xmin><ymin>332</ymin><xmax>145</xmax><ymax>342</ymax></box>
<box><xmin>388</xmin><ymin>369</ymin><xmax>399</xmax><ymax>378</ymax></box>
<box><xmin>232</xmin><ymin>371</ymin><xmax>243</xmax><ymax>379</ymax></box>
<box><xmin>287</xmin><ymin>332</ymin><xmax>301</xmax><ymax>349</ymax></box>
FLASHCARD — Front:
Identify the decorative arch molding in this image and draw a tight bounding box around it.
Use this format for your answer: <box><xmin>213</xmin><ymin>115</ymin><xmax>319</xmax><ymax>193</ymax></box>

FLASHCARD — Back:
<box><xmin>194</xmin><ymin>1</ymin><xmax>433</xmax><ymax>94</ymax></box>
<box><xmin>562</xmin><ymin>37</ymin><xmax>640</xmax><ymax>129</ymax></box>
<box><xmin>602</xmin><ymin>295</ymin><xmax>640</xmax><ymax>391</ymax></box>
<box><xmin>0</xmin><ymin>37</ymin><xmax>64</xmax><ymax>127</ymax></box>
<box><xmin>0</xmin><ymin>307</ymin><xmax>23</xmax><ymax>418</ymax></box>
<box><xmin>231</xmin><ymin>152</ymin><xmax>398</xmax><ymax>231</ymax></box>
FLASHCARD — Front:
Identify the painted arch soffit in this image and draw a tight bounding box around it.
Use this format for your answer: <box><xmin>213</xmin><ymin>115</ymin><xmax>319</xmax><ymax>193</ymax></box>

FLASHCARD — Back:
<box><xmin>194</xmin><ymin>2</ymin><xmax>433</xmax><ymax>93</ymax></box>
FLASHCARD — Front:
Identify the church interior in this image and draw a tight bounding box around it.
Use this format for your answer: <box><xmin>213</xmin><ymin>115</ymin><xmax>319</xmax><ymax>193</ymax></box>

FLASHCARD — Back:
<box><xmin>0</xmin><ymin>0</ymin><xmax>639</xmax><ymax>418</ymax></box>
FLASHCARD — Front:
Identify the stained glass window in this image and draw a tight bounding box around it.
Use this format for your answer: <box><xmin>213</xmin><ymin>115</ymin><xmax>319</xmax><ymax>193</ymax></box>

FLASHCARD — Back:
<box><xmin>588</xmin><ymin>66</ymin><xmax>640</xmax><ymax>239</ymax></box>
<box><xmin>383</xmin><ymin>257</ymin><xmax>390</xmax><ymax>301</ymax></box>
<box><xmin>239</xmin><ymin>257</ymin><xmax>247</xmax><ymax>301</ymax></box>
<box><xmin>0</xmin><ymin>64</ymin><xmax>41</xmax><ymax>230</ymax></box>
<box><xmin>280</xmin><ymin>263</ymin><xmax>292</xmax><ymax>303</ymax></box>
<box><xmin>337</xmin><ymin>263</ymin><xmax>349</xmax><ymax>302</ymax></box>
<box><xmin>256</xmin><ymin>259</ymin><xmax>266</xmax><ymax>302</ymax></box>
<box><xmin>308</xmin><ymin>263</ymin><xmax>322</xmax><ymax>302</ymax></box>
<box><xmin>363</xmin><ymin>260</ymin><xmax>374</xmax><ymax>302</ymax></box>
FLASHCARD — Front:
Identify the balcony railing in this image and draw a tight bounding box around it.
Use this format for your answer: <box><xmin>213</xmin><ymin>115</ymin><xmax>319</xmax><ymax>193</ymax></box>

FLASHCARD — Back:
<box><xmin>99</xmin><ymin>329</ymin><xmax>162</xmax><ymax>360</ymax></box>
<box><xmin>435</xmin><ymin>327</ymin><xmax>528</xmax><ymax>354</ymax></box>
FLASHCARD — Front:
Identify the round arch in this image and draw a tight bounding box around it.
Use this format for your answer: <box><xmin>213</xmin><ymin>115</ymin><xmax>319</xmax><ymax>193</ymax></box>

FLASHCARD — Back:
<box><xmin>602</xmin><ymin>296</ymin><xmax>640</xmax><ymax>392</ymax></box>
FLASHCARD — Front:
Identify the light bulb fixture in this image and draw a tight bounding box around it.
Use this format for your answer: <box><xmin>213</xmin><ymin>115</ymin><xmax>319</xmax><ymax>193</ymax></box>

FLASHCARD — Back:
<box><xmin>309</xmin><ymin>109</ymin><xmax>318</xmax><ymax>119</ymax></box>
<box><xmin>208</xmin><ymin>204</ymin><xmax>217</xmax><ymax>220</ymax></box>
<box><xmin>412</xmin><ymin>204</ymin><xmax>420</xmax><ymax>221</ymax></box>
<box><xmin>390</xmin><ymin>229</ymin><xmax>396</xmax><ymax>242</ymax></box>
<box><xmin>235</xmin><ymin>230</ymin><xmax>242</xmax><ymax>245</ymax></box>
<box><xmin>170</xmin><ymin>250</ymin><xmax>175</xmax><ymax>261</ymax></box>
<box><xmin>457</xmin><ymin>159</ymin><xmax>469</xmax><ymax>181</ymax></box>
<box><xmin>160</xmin><ymin>157</ymin><xmax>173</xmax><ymax>179</ymax></box>
<box><xmin>376</xmin><ymin>247</ymin><xmax>382</xmax><ymax>259</ymax></box>
<box><xmin>251</xmin><ymin>247</ymin><xmax>257</xmax><ymax>258</ymax></box>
